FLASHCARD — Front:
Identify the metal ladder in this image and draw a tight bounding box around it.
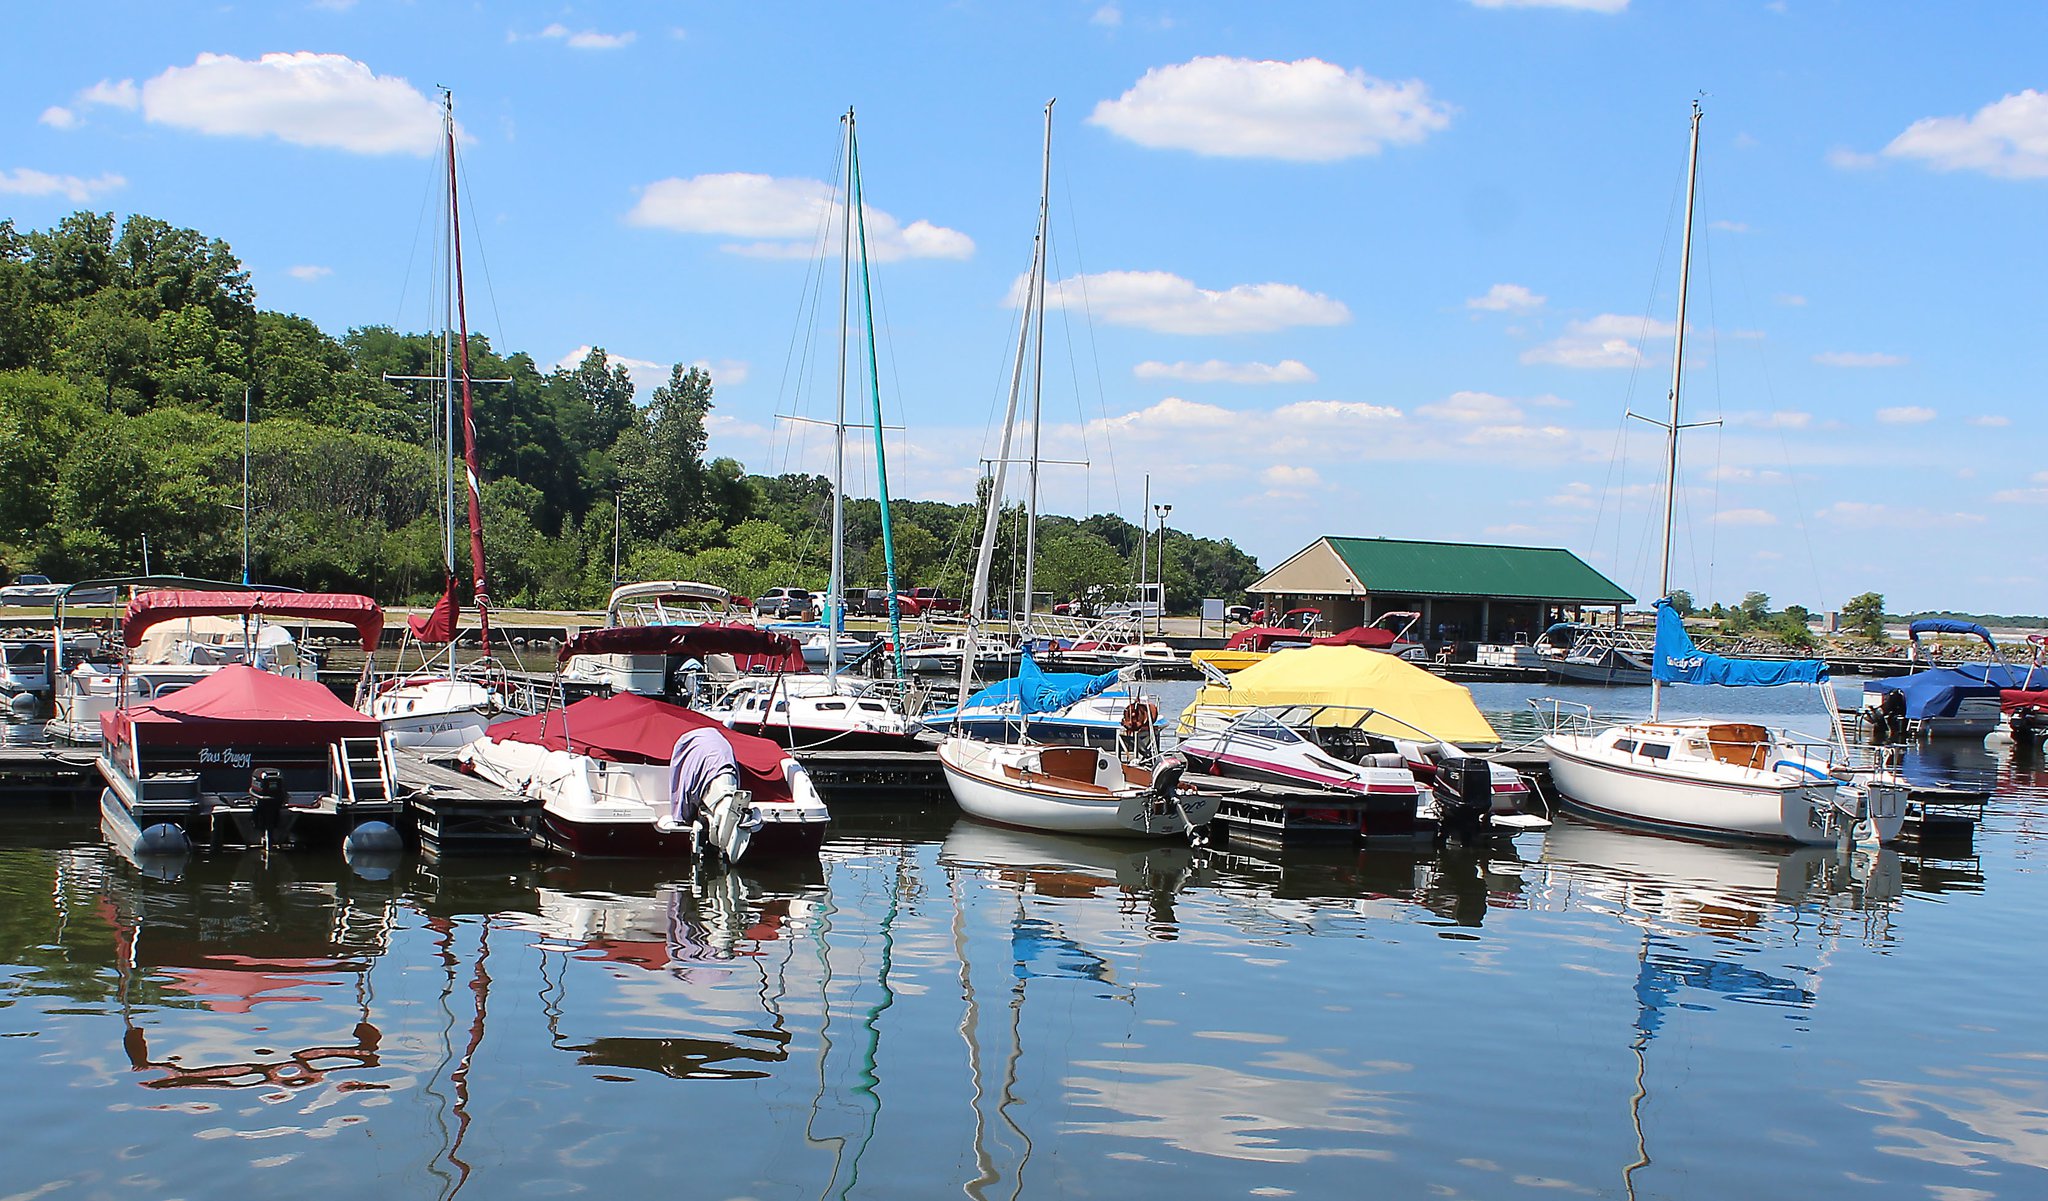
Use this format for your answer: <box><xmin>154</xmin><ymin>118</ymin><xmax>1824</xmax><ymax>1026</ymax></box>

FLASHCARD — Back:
<box><xmin>332</xmin><ymin>736</ymin><xmax>395</xmax><ymax>807</ymax></box>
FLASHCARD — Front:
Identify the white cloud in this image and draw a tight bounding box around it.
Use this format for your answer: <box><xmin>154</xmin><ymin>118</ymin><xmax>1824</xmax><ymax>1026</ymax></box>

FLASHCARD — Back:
<box><xmin>39</xmin><ymin>106</ymin><xmax>77</xmax><ymax>130</ymax></box>
<box><xmin>521</xmin><ymin>22</ymin><xmax>638</xmax><ymax>50</ymax></box>
<box><xmin>1727</xmin><ymin>410</ymin><xmax>1812</xmax><ymax>430</ymax></box>
<box><xmin>1709</xmin><ymin>219</ymin><xmax>1751</xmax><ymax>233</ymax></box>
<box><xmin>1088</xmin><ymin>56</ymin><xmax>1451</xmax><ymax>162</ymax></box>
<box><xmin>287</xmin><ymin>264</ymin><xmax>333</xmax><ymax>281</ymax></box>
<box><xmin>1826</xmin><ymin>147</ymin><xmax>1879</xmax><ymax>171</ymax></box>
<box><xmin>626</xmin><ymin>173</ymin><xmax>973</xmax><ymax>262</ymax></box>
<box><xmin>1548</xmin><ymin>482</ymin><xmax>1597</xmax><ymax>509</ymax></box>
<box><xmin>1876</xmin><ymin>406</ymin><xmax>1936</xmax><ymax>424</ymax></box>
<box><xmin>1521</xmin><ymin>313</ymin><xmax>1674</xmax><ymax>369</ymax></box>
<box><xmin>1468</xmin><ymin>0</ymin><xmax>1628</xmax><ymax>10</ymax></box>
<box><xmin>1415</xmin><ymin>390</ymin><xmax>1525</xmax><ymax>424</ymax></box>
<box><xmin>1816</xmin><ymin>502</ymin><xmax>1984</xmax><ymax>530</ymax></box>
<box><xmin>1882</xmin><ymin>90</ymin><xmax>2048</xmax><ymax>179</ymax></box>
<box><xmin>1814</xmin><ymin>351</ymin><xmax>1907</xmax><ymax>368</ymax></box>
<box><xmin>1272</xmin><ymin>399</ymin><xmax>1404</xmax><ymax>425</ymax></box>
<box><xmin>1994</xmin><ymin>471</ymin><xmax>2048</xmax><ymax>504</ymax></box>
<box><xmin>140</xmin><ymin>53</ymin><xmax>444</xmax><ymax>156</ymax></box>
<box><xmin>1712</xmin><ymin>508</ymin><xmax>1779</xmax><ymax>526</ymax></box>
<box><xmin>556</xmin><ymin>346</ymin><xmax>750</xmax><ymax>397</ymax></box>
<box><xmin>1031</xmin><ymin>270</ymin><xmax>1349</xmax><ymax>335</ymax></box>
<box><xmin>1261</xmin><ymin>464</ymin><xmax>1320</xmax><ymax>488</ymax></box>
<box><xmin>81</xmin><ymin>78</ymin><xmax>140</xmax><ymax>110</ymax></box>
<box><xmin>0</xmin><ymin>168</ymin><xmax>126</xmax><ymax>202</ymax></box>
<box><xmin>1969</xmin><ymin>415</ymin><xmax>2012</xmax><ymax>427</ymax></box>
<box><xmin>1091</xmin><ymin>5</ymin><xmax>1123</xmax><ymax>27</ymax></box>
<box><xmin>1133</xmin><ymin>359</ymin><xmax>1317</xmax><ymax>385</ymax></box>
<box><xmin>1466</xmin><ymin>283</ymin><xmax>1545</xmax><ymax>312</ymax></box>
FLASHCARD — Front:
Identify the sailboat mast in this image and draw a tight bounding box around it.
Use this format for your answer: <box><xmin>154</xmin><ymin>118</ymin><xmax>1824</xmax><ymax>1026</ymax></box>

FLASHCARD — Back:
<box><xmin>957</xmin><ymin>111</ymin><xmax>1051</xmax><ymax>710</ymax></box>
<box><xmin>848</xmin><ymin>119</ymin><xmax>907</xmax><ymax>678</ymax></box>
<box><xmin>448</xmin><ymin>93</ymin><xmax>492</xmax><ymax>652</ymax></box>
<box><xmin>829</xmin><ymin>109</ymin><xmax>855</xmax><ymax>678</ymax></box>
<box><xmin>440</xmin><ymin>92</ymin><xmax>459</xmax><ymax>581</ymax></box>
<box><xmin>1020</xmin><ymin>100</ymin><xmax>1054</xmax><ymax>637</ymax></box>
<box><xmin>1651</xmin><ymin>100</ymin><xmax>1703</xmax><ymax>722</ymax></box>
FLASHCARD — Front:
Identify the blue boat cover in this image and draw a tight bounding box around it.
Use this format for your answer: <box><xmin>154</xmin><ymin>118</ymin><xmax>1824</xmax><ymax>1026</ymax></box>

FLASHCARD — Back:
<box><xmin>1865</xmin><ymin>661</ymin><xmax>2047</xmax><ymax>719</ymax></box>
<box><xmin>1909</xmin><ymin>618</ymin><xmax>1994</xmax><ymax>642</ymax></box>
<box><xmin>954</xmin><ymin>653</ymin><xmax>1122</xmax><ymax>716</ymax></box>
<box><xmin>1652</xmin><ymin>598</ymin><xmax>1829</xmax><ymax>687</ymax></box>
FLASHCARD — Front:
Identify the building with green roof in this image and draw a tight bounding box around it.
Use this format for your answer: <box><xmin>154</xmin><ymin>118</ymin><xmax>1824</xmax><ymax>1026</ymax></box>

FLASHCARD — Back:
<box><xmin>1248</xmin><ymin>536</ymin><xmax>1633</xmax><ymax>647</ymax></box>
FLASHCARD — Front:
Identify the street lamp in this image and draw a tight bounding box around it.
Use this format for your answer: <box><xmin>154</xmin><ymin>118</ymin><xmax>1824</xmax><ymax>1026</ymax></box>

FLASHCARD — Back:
<box><xmin>1152</xmin><ymin>503</ymin><xmax>1171</xmax><ymax>635</ymax></box>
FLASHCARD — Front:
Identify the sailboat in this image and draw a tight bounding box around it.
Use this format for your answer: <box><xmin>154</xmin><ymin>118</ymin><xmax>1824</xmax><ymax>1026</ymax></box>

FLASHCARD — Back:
<box><xmin>706</xmin><ymin>107</ymin><xmax>925</xmax><ymax>753</ymax></box>
<box><xmin>363</xmin><ymin>89</ymin><xmax>507</xmax><ymax>751</ymax></box>
<box><xmin>1538</xmin><ymin>103</ymin><xmax>1906</xmax><ymax>847</ymax></box>
<box><xmin>935</xmin><ymin>102</ymin><xmax>1216</xmax><ymax>840</ymax></box>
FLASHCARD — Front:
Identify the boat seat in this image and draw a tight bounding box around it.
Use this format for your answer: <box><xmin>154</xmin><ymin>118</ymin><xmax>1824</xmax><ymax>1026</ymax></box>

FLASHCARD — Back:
<box><xmin>1705</xmin><ymin>723</ymin><xmax>1770</xmax><ymax>770</ymax></box>
<box><xmin>1034</xmin><ymin>745</ymin><xmax>1106</xmax><ymax>786</ymax></box>
<box><xmin>1001</xmin><ymin>762</ymin><xmax>1114</xmax><ymax>794</ymax></box>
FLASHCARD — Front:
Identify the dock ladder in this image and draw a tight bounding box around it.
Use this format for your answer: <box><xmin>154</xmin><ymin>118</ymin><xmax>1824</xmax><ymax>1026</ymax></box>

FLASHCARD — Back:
<box><xmin>332</xmin><ymin>736</ymin><xmax>399</xmax><ymax>810</ymax></box>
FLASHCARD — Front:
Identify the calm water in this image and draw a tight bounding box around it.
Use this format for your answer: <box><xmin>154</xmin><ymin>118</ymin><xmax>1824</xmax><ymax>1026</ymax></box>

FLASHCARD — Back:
<box><xmin>4</xmin><ymin>682</ymin><xmax>2046</xmax><ymax>1199</ymax></box>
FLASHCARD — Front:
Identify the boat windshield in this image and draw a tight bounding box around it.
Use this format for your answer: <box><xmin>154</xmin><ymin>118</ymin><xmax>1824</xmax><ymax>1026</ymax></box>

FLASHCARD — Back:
<box><xmin>1229</xmin><ymin>710</ymin><xmax>1307</xmax><ymax>744</ymax></box>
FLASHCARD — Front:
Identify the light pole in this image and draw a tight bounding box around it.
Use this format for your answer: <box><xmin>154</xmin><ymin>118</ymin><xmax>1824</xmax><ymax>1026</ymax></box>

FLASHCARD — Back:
<box><xmin>1152</xmin><ymin>502</ymin><xmax>1171</xmax><ymax>636</ymax></box>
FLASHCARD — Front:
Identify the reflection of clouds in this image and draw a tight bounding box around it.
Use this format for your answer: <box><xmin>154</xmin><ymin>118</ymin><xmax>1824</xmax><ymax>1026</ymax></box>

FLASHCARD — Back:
<box><xmin>1065</xmin><ymin>1057</ymin><xmax>1408</xmax><ymax>1163</ymax></box>
<box><xmin>1861</xmin><ymin>1067</ymin><xmax>2048</xmax><ymax>1171</ymax></box>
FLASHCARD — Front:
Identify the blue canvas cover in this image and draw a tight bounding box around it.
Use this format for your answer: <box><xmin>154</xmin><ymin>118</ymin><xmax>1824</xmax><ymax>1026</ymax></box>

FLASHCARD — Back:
<box><xmin>1865</xmin><ymin>661</ymin><xmax>2046</xmax><ymax>719</ymax></box>
<box><xmin>1908</xmin><ymin>618</ymin><xmax>1995</xmax><ymax>642</ymax></box>
<box><xmin>954</xmin><ymin>653</ymin><xmax>1122</xmax><ymax>716</ymax></box>
<box><xmin>1652</xmin><ymin>599</ymin><xmax>1829</xmax><ymax>687</ymax></box>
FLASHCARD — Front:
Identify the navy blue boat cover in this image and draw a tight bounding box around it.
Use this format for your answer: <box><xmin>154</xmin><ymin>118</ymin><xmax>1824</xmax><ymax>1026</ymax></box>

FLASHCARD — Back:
<box><xmin>1865</xmin><ymin>661</ymin><xmax>2048</xmax><ymax>719</ymax></box>
<box><xmin>1652</xmin><ymin>598</ymin><xmax>1829</xmax><ymax>687</ymax></box>
<box><xmin>1908</xmin><ymin>618</ymin><xmax>1995</xmax><ymax>642</ymax></box>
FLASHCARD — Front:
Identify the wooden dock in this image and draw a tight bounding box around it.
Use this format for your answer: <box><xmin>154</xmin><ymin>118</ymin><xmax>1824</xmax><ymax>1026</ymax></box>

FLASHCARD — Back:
<box><xmin>388</xmin><ymin>749</ymin><xmax>540</xmax><ymax>855</ymax></box>
<box><xmin>0</xmin><ymin>745</ymin><xmax>102</xmax><ymax>799</ymax></box>
<box><xmin>792</xmin><ymin>746</ymin><xmax>948</xmax><ymax>804</ymax></box>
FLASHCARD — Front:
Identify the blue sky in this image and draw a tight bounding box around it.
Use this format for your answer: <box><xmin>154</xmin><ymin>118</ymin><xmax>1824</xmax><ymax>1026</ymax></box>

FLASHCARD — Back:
<box><xmin>6</xmin><ymin>1</ymin><xmax>2046</xmax><ymax>615</ymax></box>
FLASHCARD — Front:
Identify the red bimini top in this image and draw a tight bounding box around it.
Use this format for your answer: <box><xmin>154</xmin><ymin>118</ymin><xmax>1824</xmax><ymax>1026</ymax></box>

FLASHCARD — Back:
<box><xmin>101</xmin><ymin>664</ymin><xmax>384</xmax><ymax>748</ymax></box>
<box><xmin>124</xmin><ymin>591</ymin><xmax>386</xmax><ymax>653</ymax></box>
<box><xmin>1312</xmin><ymin>626</ymin><xmax>1399</xmax><ymax>649</ymax></box>
<box><xmin>484</xmin><ymin>693</ymin><xmax>793</xmax><ymax>801</ymax></box>
<box><xmin>556</xmin><ymin>623</ymin><xmax>805</xmax><ymax>674</ymax></box>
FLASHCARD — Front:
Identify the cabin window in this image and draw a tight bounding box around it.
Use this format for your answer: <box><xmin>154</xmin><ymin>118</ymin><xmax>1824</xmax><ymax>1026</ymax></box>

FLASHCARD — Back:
<box><xmin>1613</xmin><ymin>739</ymin><xmax>1637</xmax><ymax>754</ymax></box>
<box><xmin>857</xmin><ymin>702</ymin><xmax>887</xmax><ymax>713</ymax></box>
<box><xmin>816</xmin><ymin>701</ymin><xmax>847</xmax><ymax>711</ymax></box>
<box><xmin>1639</xmin><ymin>742</ymin><xmax>1672</xmax><ymax>760</ymax></box>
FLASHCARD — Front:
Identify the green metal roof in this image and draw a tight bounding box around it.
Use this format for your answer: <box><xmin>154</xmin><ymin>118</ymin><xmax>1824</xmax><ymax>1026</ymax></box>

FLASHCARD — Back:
<box><xmin>1324</xmin><ymin>537</ymin><xmax>1634</xmax><ymax>604</ymax></box>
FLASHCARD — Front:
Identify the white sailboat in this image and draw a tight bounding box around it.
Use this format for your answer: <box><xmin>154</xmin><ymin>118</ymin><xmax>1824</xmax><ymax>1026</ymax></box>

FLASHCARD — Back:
<box><xmin>364</xmin><ymin>90</ymin><xmax>506</xmax><ymax>750</ymax></box>
<box><xmin>1538</xmin><ymin>103</ymin><xmax>1905</xmax><ymax>847</ymax></box>
<box><xmin>935</xmin><ymin>102</ymin><xmax>1215</xmax><ymax>840</ymax></box>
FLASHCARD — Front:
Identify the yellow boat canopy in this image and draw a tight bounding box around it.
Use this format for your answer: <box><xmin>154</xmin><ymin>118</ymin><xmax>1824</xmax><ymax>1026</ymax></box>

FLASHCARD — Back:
<box><xmin>1182</xmin><ymin>645</ymin><xmax>1500</xmax><ymax>746</ymax></box>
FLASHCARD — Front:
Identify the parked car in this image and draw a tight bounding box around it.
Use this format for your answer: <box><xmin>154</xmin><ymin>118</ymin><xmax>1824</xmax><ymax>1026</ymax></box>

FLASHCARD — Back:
<box><xmin>847</xmin><ymin>588</ymin><xmax>924</xmax><ymax>618</ymax></box>
<box><xmin>905</xmin><ymin>587</ymin><xmax>963</xmax><ymax>615</ymax></box>
<box><xmin>1224</xmin><ymin>604</ymin><xmax>1255</xmax><ymax>625</ymax></box>
<box><xmin>752</xmin><ymin>587</ymin><xmax>818</xmax><ymax>620</ymax></box>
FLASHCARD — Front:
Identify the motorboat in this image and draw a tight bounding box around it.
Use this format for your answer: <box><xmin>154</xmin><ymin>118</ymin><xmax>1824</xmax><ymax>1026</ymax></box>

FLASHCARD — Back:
<box><xmin>1189</xmin><ymin>625</ymin><xmax>1314</xmax><ymax>675</ymax></box>
<box><xmin>1173</xmin><ymin>706</ymin><xmax>1430</xmax><ymax>839</ymax></box>
<box><xmin>799</xmin><ymin>629</ymin><xmax>870</xmax><ymax>669</ymax></box>
<box><xmin>462</xmin><ymin>690</ymin><xmax>829</xmax><ymax>862</ymax></box>
<box><xmin>561</xmin><ymin>580</ymin><xmax>742</xmax><ymax>695</ymax></box>
<box><xmin>900</xmin><ymin>631</ymin><xmax>1015</xmax><ymax>676</ymax></box>
<box><xmin>919</xmin><ymin>654</ymin><xmax>1162</xmax><ymax>750</ymax></box>
<box><xmin>1860</xmin><ymin>619</ymin><xmax>2044</xmax><ymax>739</ymax></box>
<box><xmin>1543</xmin><ymin>623</ymin><xmax>1655</xmax><ymax>685</ymax></box>
<box><xmin>97</xmin><ymin>663</ymin><xmax>405</xmax><ymax>857</ymax></box>
<box><xmin>937</xmin><ymin>736</ymin><xmax>1216</xmax><ymax>839</ymax></box>
<box><xmin>706</xmin><ymin>670</ymin><xmax>929</xmax><ymax>752</ymax></box>
<box><xmin>0</xmin><ymin>630</ymin><xmax>102</xmax><ymax>704</ymax></box>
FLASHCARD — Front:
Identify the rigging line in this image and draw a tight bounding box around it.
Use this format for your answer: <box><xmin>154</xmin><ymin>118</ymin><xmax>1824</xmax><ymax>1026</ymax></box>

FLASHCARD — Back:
<box><xmin>770</xmin><ymin>126</ymin><xmax>849</xmax><ymax>477</ymax></box>
<box><xmin>1615</xmin><ymin>158</ymin><xmax>1692</xmax><ymax>602</ymax></box>
<box><xmin>1054</xmin><ymin>162</ymin><xmax>1122</xmax><ymax>518</ymax></box>
<box><xmin>453</xmin><ymin>148</ymin><xmax>510</xmax><ymax>359</ymax></box>
<box><xmin>392</xmin><ymin>148</ymin><xmax>442</xmax><ymax>342</ymax></box>
<box><xmin>1696</xmin><ymin>218</ymin><xmax>1720</xmax><ymax>603</ymax></box>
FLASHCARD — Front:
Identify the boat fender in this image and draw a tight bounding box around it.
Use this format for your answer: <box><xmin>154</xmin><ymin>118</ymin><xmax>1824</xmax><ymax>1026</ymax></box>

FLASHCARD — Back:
<box><xmin>134</xmin><ymin>821</ymin><xmax>191</xmax><ymax>857</ymax></box>
<box><xmin>1122</xmin><ymin>698</ymin><xmax>1159</xmax><ymax>733</ymax></box>
<box><xmin>344</xmin><ymin>821</ymin><xmax>404</xmax><ymax>855</ymax></box>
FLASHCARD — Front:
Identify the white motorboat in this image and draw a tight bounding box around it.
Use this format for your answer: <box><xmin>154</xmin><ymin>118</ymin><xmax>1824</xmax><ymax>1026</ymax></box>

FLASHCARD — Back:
<box><xmin>937</xmin><ymin>736</ymin><xmax>1215</xmax><ymax>839</ymax></box>
<box><xmin>705</xmin><ymin>670</ymin><xmax>929</xmax><ymax>752</ymax></box>
<box><xmin>1537</xmin><ymin>104</ymin><xmax>1905</xmax><ymax>847</ymax></box>
<box><xmin>561</xmin><ymin>580</ymin><xmax>739</xmax><ymax>696</ymax></box>
<box><xmin>462</xmin><ymin>692</ymin><xmax>829</xmax><ymax>862</ymax></box>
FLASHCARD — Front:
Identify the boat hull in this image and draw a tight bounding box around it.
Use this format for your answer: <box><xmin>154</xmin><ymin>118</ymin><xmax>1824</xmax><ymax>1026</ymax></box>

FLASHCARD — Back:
<box><xmin>937</xmin><ymin>737</ymin><xmax>1215</xmax><ymax>839</ymax></box>
<box><xmin>1543</xmin><ymin>733</ymin><xmax>1871</xmax><ymax>845</ymax></box>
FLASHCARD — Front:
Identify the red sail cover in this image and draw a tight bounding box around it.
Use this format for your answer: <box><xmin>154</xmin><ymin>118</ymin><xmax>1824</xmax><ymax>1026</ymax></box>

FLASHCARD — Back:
<box><xmin>409</xmin><ymin>576</ymin><xmax>460</xmax><ymax>642</ymax></box>
<box><xmin>557</xmin><ymin>623</ymin><xmax>806</xmax><ymax>674</ymax></box>
<box><xmin>100</xmin><ymin>665</ymin><xmax>383</xmax><ymax>748</ymax></box>
<box><xmin>124</xmin><ymin>591</ymin><xmax>386</xmax><ymax>653</ymax></box>
<box><xmin>1313</xmin><ymin>626</ymin><xmax>1398</xmax><ymax>649</ymax></box>
<box><xmin>484</xmin><ymin>694</ymin><xmax>793</xmax><ymax>801</ymax></box>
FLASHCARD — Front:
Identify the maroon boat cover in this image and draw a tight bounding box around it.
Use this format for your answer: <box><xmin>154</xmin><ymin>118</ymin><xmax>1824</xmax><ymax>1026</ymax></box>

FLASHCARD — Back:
<box><xmin>409</xmin><ymin>575</ymin><xmax>460</xmax><ymax>642</ymax></box>
<box><xmin>2002</xmin><ymin>689</ymin><xmax>2048</xmax><ymax>713</ymax></box>
<box><xmin>1312</xmin><ymin>626</ymin><xmax>1398</xmax><ymax>649</ymax></box>
<box><xmin>557</xmin><ymin>622</ymin><xmax>805</xmax><ymax>673</ymax></box>
<box><xmin>124</xmin><ymin>591</ymin><xmax>386</xmax><ymax>653</ymax></box>
<box><xmin>483</xmin><ymin>693</ymin><xmax>793</xmax><ymax>800</ymax></box>
<box><xmin>1226</xmin><ymin>626</ymin><xmax>1317</xmax><ymax>652</ymax></box>
<box><xmin>101</xmin><ymin>664</ymin><xmax>383</xmax><ymax>748</ymax></box>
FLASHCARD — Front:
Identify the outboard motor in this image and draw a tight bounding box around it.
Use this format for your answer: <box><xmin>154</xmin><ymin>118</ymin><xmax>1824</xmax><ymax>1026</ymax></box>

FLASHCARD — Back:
<box><xmin>1435</xmin><ymin>755</ymin><xmax>1494</xmax><ymax>846</ymax></box>
<box><xmin>248</xmin><ymin>769</ymin><xmax>288</xmax><ymax>843</ymax></box>
<box><xmin>1149</xmin><ymin>753</ymin><xmax>1187</xmax><ymax>809</ymax></box>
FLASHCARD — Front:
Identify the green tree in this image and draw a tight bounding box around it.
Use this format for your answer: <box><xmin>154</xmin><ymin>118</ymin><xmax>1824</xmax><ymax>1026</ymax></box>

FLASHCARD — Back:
<box><xmin>1842</xmin><ymin>592</ymin><xmax>1887</xmax><ymax>643</ymax></box>
<box><xmin>1739</xmin><ymin>591</ymin><xmax>1771</xmax><ymax>621</ymax></box>
<box><xmin>1667</xmin><ymin>589</ymin><xmax>1693</xmax><ymax>615</ymax></box>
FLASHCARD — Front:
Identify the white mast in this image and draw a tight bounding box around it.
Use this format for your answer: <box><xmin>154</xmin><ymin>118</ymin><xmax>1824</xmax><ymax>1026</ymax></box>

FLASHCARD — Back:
<box><xmin>1020</xmin><ymin>100</ymin><xmax>1053</xmax><ymax>637</ymax></box>
<box><xmin>439</xmin><ymin>90</ymin><xmax>459</xmax><ymax>581</ymax></box>
<box><xmin>829</xmin><ymin>107</ymin><xmax>855</xmax><ymax>678</ymax></box>
<box><xmin>1650</xmin><ymin>100</ymin><xmax>1703</xmax><ymax>723</ymax></box>
<box><xmin>958</xmin><ymin>102</ymin><xmax>1053</xmax><ymax>710</ymax></box>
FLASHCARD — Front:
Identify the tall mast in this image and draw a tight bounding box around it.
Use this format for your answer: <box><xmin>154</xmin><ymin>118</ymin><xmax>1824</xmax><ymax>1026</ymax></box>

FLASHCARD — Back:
<box><xmin>849</xmin><ymin>117</ymin><xmax>906</xmax><ymax>678</ymax></box>
<box><xmin>958</xmin><ymin>108</ymin><xmax>1051</xmax><ymax>710</ymax></box>
<box><xmin>1020</xmin><ymin>99</ymin><xmax>1054</xmax><ymax>637</ymax></box>
<box><xmin>448</xmin><ymin>91</ymin><xmax>492</xmax><ymax>652</ymax></box>
<box><xmin>828</xmin><ymin>109</ymin><xmax>854</xmax><ymax>677</ymax></box>
<box><xmin>1651</xmin><ymin>100</ymin><xmax>1702</xmax><ymax>723</ymax></box>
<box><xmin>440</xmin><ymin>91</ymin><xmax>459</xmax><ymax>581</ymax></box>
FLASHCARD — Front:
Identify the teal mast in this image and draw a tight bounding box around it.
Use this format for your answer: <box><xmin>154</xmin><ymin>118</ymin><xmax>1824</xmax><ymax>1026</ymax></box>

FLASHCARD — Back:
<box><xmin>847</xmin><ymin>116</ymin><xmax>906</xmax><ymax>678</ymax></box>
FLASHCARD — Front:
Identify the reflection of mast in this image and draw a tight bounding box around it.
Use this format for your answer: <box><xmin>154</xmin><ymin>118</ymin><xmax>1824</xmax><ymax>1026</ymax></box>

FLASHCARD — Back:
<box><xmin>425</xmin><ymin>915</ymin><xmax>492</xmax><ymax>1201</ymax></box>
<box><xmin>802</xmin><ymin>850</ymin><xmax>905</xmax><ymax>1201</ymax></box>
<box><xmin>950</xmin><ymin>858</ymin><xmax>1037</xmax><ymax>1201</ymax></box>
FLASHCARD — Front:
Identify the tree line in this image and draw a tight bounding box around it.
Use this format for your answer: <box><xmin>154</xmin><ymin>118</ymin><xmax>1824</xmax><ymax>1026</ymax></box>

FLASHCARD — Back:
<box><xmin>0</xmin><ymin>211</ymin><xmax>1262</xmax><ymax>613</ymax></box>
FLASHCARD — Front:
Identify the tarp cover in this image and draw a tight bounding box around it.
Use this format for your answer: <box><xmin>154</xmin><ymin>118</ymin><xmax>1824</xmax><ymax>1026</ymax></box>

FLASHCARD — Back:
<box><xmin>125</xmin><ymin>591</ymin><xmax>385</xmax><ymax>653</ymax></box>
<box><xmin>483</xmin><ymin>693</ymin><xmax>792</xmax><ymax>800</ymax></box>
<box><xmin>1226</xmin><ymin>626</ymin><xmax>1316</xmax><ymax>652</ymax></box>
<box><xmin>1311</xmin><ymin>626</ymin><xmax>1398</xmax><ymax>649</ymax></box>
<box><xmin>1652</xmin><ymin>599</ymin><xmax>1828</xmax><ymax>687</ymax></box>
<box><xmin>100</xmin><ymin>664</ymin><xmax>382</xmax><ymax>747</ymax></box>
<box><xmin>557</xmin><ymin>623</ymin><xmax>804</xmax><ymax>673</ymax></box>
<box><xmin>2002</xmin><ymin>689</ymin><xmax>2048</xmax><ymax>714</ymax></box>
<box><xmin>1867</xmin><ymin>663</ymin><xmax>2045</xmax><ymax>719</ymax></box>
<box><xmin>1184</xmin><ymin>644</ymin><xmax>1499</xmax><ymax>746</ymax></box>
<box><xmin>948</xmin><ymin>653</ymin><xmax>1121</xmax><ymax>716</ymax></box>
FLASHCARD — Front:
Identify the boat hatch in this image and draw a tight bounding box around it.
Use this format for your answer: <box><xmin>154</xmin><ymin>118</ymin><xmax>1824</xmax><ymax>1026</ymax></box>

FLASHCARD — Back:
<box><xmin>1705</xmin><ymin>723</ymin><xmax>1769</xmax><ymax>770</ymax></box>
